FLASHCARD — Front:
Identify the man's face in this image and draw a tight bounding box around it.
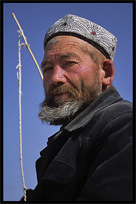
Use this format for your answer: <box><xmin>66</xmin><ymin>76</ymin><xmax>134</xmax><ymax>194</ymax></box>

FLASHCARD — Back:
<box><xmin>41</xmin><ymin>36</ymin><xmax>103</xmax><ymax>107</ymax></box>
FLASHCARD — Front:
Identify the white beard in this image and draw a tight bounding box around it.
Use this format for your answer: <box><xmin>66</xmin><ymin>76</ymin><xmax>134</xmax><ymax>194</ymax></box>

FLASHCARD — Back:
<box><xmin>38</xmin><ymin>100</ymin><xmax>85</xmax><ymax>125</ymax></box>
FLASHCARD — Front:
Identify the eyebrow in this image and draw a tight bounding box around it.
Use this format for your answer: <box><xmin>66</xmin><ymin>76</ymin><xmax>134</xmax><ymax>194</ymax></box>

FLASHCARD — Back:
<box><xmin>60</xmin><ymin>53</ymin><xmax>81</xmax><ymax>60</ymax></box>
<box><xmin>40</xmin><ymin>59</ymin><xmax>50</xmax><ymax>68</ymax></box>
<box><xmin>41</xmin><ymin>52</ymin><xmax>81</xmax><ymax>68</ymax></box>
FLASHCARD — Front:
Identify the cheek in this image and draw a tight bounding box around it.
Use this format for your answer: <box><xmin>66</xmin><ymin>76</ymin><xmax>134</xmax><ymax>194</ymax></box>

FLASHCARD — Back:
<box><xmin>76</xmin><ymin>64</ymin><xmax>96</xmax><ymax>85</ymax></box>
<box><xmin>67</xmin><ymin>64</ymin><xmax>96</xmax><ymax>94</ymax></box>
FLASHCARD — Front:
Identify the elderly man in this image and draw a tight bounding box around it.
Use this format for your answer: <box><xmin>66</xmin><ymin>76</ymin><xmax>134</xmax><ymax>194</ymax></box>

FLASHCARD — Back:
<box><xmin>23</xmin><ymin>14</ymin><xmax>133</xmax><ymax>202</ymax></box>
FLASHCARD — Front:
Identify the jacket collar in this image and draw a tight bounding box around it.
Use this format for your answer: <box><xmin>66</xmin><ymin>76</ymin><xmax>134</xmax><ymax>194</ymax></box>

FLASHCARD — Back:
<box><xmin>63</xmin><ymin>86</ymin><xmax>122</xmax><ymax>132</ymax></box>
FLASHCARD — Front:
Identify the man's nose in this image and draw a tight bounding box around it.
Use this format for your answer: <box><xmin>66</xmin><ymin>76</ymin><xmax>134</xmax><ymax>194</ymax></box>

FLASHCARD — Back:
<box><xmin>50</xmin><ymin>65</ymin><xmax>67</xmax><ymax>86</ymax></box>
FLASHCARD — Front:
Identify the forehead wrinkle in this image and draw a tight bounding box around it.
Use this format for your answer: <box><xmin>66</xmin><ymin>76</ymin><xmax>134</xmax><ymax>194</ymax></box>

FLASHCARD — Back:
<box><xmin>41</xmin><ymin>52</ymin><xmax>82</xmax><ymax>68</ymax></box>
<box><xmin>59</xmin><ymin>52</ymin><xmax>82</xmax><ymax>61</ymax></box>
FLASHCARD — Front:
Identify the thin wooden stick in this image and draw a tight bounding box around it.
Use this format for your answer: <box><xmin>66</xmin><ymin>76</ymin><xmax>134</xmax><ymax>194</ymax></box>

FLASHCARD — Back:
<box><xmin>12</xmin><ymin>13</ymin><xmax>43</xmax><ymax>81</ymax></box>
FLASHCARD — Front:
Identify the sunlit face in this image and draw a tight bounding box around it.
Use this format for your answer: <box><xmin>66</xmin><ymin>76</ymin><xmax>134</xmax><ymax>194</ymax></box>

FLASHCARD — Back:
<box><xmin>41</xmin><ymin>36</ymin><xmax>104</xmax><ymax>107</ymax></box>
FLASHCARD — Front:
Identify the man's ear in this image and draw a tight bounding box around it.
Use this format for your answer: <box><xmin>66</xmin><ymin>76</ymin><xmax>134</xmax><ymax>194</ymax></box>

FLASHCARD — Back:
<box><xmin>102</xmin><ymin>59</ymin><xmax>115</xmax><ymax>86</ymax></box>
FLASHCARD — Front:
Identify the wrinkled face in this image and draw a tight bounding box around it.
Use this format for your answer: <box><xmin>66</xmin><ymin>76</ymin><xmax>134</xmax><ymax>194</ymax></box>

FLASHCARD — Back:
<box><xmin>41</xmin><ymin>36</ymin><xmax>104</xmax><ymax>108</ymax></box>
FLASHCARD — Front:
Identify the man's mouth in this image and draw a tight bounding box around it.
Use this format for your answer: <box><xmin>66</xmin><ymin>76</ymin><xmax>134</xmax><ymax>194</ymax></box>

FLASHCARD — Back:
<box><xmin>53</xmin><ymin>92</ymin><xmax>71</xmax><ymax>100</ymax></box>
<box><xmin>46</xmin><ymin>85</ymin><xmax>80</xmax><ymax>105</ymax></box>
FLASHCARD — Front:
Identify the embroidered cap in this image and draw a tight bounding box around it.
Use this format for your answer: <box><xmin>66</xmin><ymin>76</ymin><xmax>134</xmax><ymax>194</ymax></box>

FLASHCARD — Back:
<box><xmin>44</xmin><ymin>14</ymin><xmax>117</xmax><ymax>61</ymax></box>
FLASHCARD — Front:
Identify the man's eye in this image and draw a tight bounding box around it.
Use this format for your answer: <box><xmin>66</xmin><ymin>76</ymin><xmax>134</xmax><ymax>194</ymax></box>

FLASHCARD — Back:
<box><xmin>65</xmin><ymin>61</ymin><xmax>77</xmax><ymax>66</ymax></box>
<box><xmin>43</xmin><ymin>67</ymin><xmax>53</xmax><ymax>73</ymax></box>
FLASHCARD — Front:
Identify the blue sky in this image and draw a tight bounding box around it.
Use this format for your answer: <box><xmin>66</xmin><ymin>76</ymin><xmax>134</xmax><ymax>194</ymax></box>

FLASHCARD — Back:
<box><xmin>3</xmin><ymin>2</ymin><xmax>133</xmax><ymax>201</ymax></box>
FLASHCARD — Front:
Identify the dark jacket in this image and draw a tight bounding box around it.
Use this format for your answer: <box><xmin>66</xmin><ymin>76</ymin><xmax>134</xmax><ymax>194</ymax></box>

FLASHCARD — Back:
<box><xmin>31</xmin><ymin>86</ymin><xmax>133</xmax><ymax>202</ymax></box>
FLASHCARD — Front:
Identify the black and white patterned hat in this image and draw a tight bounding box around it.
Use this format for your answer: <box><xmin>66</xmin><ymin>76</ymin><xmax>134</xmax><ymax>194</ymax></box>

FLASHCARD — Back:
<box><xmin>44</xmin><ymin>14</ymin><xmax>117</xmax><ymax>61</ymax></box>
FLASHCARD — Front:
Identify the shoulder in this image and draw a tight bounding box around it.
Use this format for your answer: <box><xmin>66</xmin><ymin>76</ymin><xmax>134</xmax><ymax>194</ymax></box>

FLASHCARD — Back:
<box><xmin>105</xmin><ymin>98</ymin><xmax>132</xmax><ymax>114</ymax></box>
<box><xmin>95</xmin><ymin>98</ymin><xmax>133</xmax><ymax>137</ymax></box>
<box><xmin>88</xmin><ymin>86</ymin><xmax>133</xmax><ymax>127</ymax></box>
<box><xmin>101</xmin><ymin>98</ymin><xmax>133</xmax><ymax>128</ymax></box>
<box><xmin>94</xmin><ymin>88</ymin><xmax>133</xmax><ymax>125</ymax></box>
<box><xmin>84</xmin><ymin>95</ymin><xmax>133</xmax><ymax>150</ymax></box>
<box><xmin>101</xmin><ymin>99</ymin><xmax>133</xmax><ymax>124</ymax></box>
